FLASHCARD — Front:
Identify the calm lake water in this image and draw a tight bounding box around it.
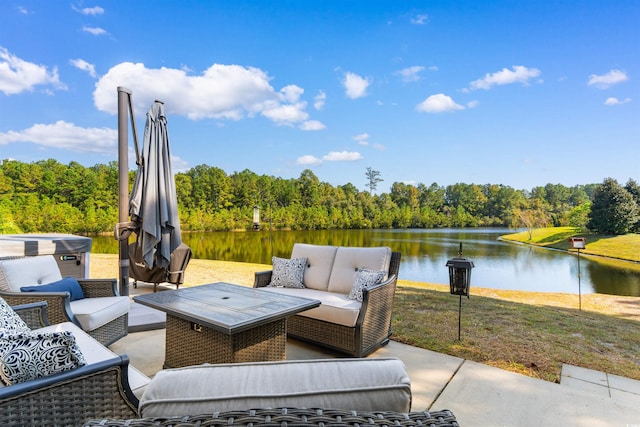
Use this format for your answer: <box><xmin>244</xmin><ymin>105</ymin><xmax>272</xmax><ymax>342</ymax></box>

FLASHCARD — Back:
<box><xmin>92</xmin><ymin>228</ymin><xmax>640</xmax><ymax>297</ymax></box>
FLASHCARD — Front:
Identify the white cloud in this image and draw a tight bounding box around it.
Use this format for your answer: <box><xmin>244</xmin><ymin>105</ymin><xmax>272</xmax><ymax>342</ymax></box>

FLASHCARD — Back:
<box><xmin>0</xmin><ymin>120</ymin><xmax>116</xmax><ymax>154</ymax></box>
<box><xmin>314</xmin><ymin>90</ymin><xmax>326</xmax><ymax>110</ymax></box>
<box><xmin>396</xmin><ymin>66</ymin><xmax>425</xmax><ymax>83</ymax></box>
<box><xmin>469</xmin><ymin>65</ymin><xmax>541</xmax><ymax>90</ymax></box>
<box><xmin>82</xmin><ymin>26</ymin><xmax>108</xmax><ymax>36</ymax></box>
<box><xmin>588</xmin><ymin>69</ymin><xmax>628</xmax><ymax>89</ymax></box>
<box><xmin>94</xmin><ymin>62</ymin><xmax>318</xmax><ymax>127</ymax></box>
<box><xmin>467</xmin><ymin>100</ymin><xmax>479</xmax><ymax>108</ymax></box>
<box><xmin>416</xmin><ymin>93</ymin><xmax>464</xmax><ymax>113</ymax></box>
<box><xmin>73</xmin><ymin>5</ymin><xmax>105</xmax><ymax>15</ymax></box>
<box><xmin>296</xmin><ymin>150</ymin><xmax>363</xmax><ymax>166</ymax></box>
<box><xmin>70</xmin><ymin>58</ymin><xmax>97</xmax><ymax>78</ymax></box>
<box><xmin>604</xmin><ymin>97</ymin><xmax>632</xmax><ymax>106</ymax></box>
<box><xmin>296</xmin><ymin>155</ymin><xmax>322</xmax><ymax>166</ymax></box>
<box><xmin>17</xmin><ymin>6</ymin><xmax>29</xmax><ymax>14</ymax></box>
<box><xmin>411</xmin><ymin>14</ymin><xmax>429</xmax><ymax>25</ymax></box>
<box><xmin>300</xmin><ymin>120</ymin><xmax>326</xmax><ymax>131</ymax></box>
<box><xmin>353</xmin><ymin>133</ymin><xmax>369</xmax><ymax>145</ymax></box>
<box><xmin>0</xmin><ymin>47</ymin><xmax>65</xmax><ymax>95</ymax></box>
<box><xmin>343</xmin><ymin>72</ymin><xmax>371</xmax><ymax>99</ymax></box>
<box><xmin>323</xmin><ymin>151</ymin><xmax>363</xmax><ymax>161</ymax></box>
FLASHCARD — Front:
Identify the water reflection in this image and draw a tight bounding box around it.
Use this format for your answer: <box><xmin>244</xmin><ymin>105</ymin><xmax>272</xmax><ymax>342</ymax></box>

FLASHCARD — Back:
<box><xmin>92</xmin><ymin>228</ymin><xmax>640</xmax><ymax>297</ymax></box>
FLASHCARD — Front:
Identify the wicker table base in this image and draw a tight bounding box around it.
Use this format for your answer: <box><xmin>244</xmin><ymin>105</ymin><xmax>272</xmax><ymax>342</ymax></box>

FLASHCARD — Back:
<box><xmin>164</xmin><ymin>314</ymin><xmax>287</xmax><ymax>368</ymax></box>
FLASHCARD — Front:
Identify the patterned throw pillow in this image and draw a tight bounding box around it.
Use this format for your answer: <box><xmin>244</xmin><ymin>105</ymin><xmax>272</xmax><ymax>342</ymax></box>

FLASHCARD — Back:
<box><xmin>268</xmin><ymin>257</ymin><xmax>307</xmax><ymax>289</ymax></box>
<box><xmin>0</xmin><ymin>330</ymin><xmax>86</xmax><ymax>385</ymax></box>
<box><xmin>348</xmin><ymin>268</ymin><xmax>386</xmax><ymax>302</ymax></box>
<box><xmin>0</xmin><ymin>297</ymin><xmax>31</xmax><ymax>336</ymax></box>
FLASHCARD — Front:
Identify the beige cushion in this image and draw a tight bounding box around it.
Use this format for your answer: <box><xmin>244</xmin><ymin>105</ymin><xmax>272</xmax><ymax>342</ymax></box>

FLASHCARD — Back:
<box><xmin>260</xmin><ymin>287</ymin><xmax>361</xmax><ymax>327</ymax></box>
<box><xmin>37</xmin><ymin>322</ymin><xmax>150</xmax><ymax>397</ymax></box>
<box><xmin>70</xmin><ymin>296</ymin><xmax>130</xmax><ymax>332</ymax></box>
<box><xmin>139</xmin><ymin>357</ymin><xmax>411</xmax><ymax>417</ymax></box>
<box><xmin>327</xmin><ymin>247</ymin><xmax>392</xmax><ymax>294</ymax></box>
<box><xmin>290</xmin><ymin>244</ymin><xmax>338</xmax><ymax>291</ymax></box>
<box><xmin>0</xmin><ymin>255</ymin><xmax>62</xmax><ymax>292</ymax></box>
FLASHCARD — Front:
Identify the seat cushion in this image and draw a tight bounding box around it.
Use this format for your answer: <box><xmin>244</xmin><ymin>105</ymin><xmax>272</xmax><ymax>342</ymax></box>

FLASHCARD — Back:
<box><xmin>69</xmin><ymin>296</ymin><xmax>130</xmax><ymax>332</ymax></box>
<box><xmin>139</xmin><ymin>357</ymin><xmax>411</xmax><ymax>417</ymax></box>
<box><xmin>0</xmin><ymin>255</ymin><xmax>62</xmax><ymax>292</ymax></box>
<box><xmin>290</xmin><ymin>244</ymin><xmax>338</xmax><ymax>291</ymax></box>
<box><xmin>328</xmin><ymin>246</ymin><xmax>392</xmax><ymax>294</ymax></box>
<box><xmin>261</xmin><ymin>287</ymin><xmax>361</xmax><ymax>327</ymax></box>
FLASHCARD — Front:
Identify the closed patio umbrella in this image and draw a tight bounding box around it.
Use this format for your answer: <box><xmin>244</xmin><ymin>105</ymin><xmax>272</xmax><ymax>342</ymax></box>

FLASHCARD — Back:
<box><xmin>129</xmin><ymin>100</ymin><xmax>182</xmax><ymax>270</ymax></box>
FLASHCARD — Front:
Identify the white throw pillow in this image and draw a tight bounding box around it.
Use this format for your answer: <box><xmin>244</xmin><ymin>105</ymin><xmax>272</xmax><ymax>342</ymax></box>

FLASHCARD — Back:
<box><xmin>348</xmin><ymin>268</ymin><xmax>386</xmax><ymax>302</ymax></box>
<box><xmin>268</xmin><ymin>257</ymin><xmax>307</xmax><ymax>289</ymax></box>
<box><xmin>0</xmin><ymin>330</ymin><xmax>86</xmax><ymax>385</ymax></box>
<box><xmin>0</xmin><ymin>297</ymin><xmax>31</xmax><ymax>335</ymax></box>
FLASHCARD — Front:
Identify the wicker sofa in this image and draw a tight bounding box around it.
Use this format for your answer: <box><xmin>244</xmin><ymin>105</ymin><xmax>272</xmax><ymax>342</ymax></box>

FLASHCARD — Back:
<box><xmin>83</xmin><ymin>408</ymin><xmax>460</xmax><ymax>426</ymax></box>
<box><xmin>254</xmin><ymin>244</ymin><xmax>401</xmax><ymax>357</ymax></box>
<box><xmin>0</xmin><ymin>255</ymin><xmax>129</xmax><ymax>346</ymax></box>
<box><xmin>0</xmin><ymin>301</ymin><xmax>149</xmax><ymax>426</ymax></box>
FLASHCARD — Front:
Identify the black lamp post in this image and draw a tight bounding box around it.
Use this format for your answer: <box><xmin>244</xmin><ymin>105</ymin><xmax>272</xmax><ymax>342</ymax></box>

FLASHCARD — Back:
<box><xmin>252</xmin><ymin>206</ymin><xmax>261</xmax><ymax>231</ymax></box>
<box><xmin>446</xmin><ymin>243</ymin><xmax>474</xmax><ymax>340</ymax></box>
<box><xmin>569</xmin><ymin>237</ymin><xmax>586</xmax><ymax>311</ymax></box>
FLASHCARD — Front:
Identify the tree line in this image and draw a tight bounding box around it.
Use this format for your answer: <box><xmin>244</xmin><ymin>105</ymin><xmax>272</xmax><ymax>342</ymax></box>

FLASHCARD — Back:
<box><xmin>0</xmin><ymin>159</ymin><xmax>638</xmax><ymax>235</ymax></box>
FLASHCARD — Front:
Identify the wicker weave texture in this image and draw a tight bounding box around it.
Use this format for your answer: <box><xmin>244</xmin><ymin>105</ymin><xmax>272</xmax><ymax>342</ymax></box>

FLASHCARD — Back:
<box><xmin>0</xmin><ymin>366</ymin><xmax>138</xmax><ymax>427</ymax></box>
<box><xmin>83</xmin><ymin>408</ymin><xmax>460</xmax><ymax>427</ymax></box>
<box><xmin>89</xmin><ymin>313</ymin><xmax>129</xmax><ymax>346</ymax></box>
<box><xmin>164</xmin><ymin>315</ymin><xmax>287</xmax><ymax>368</ymax></box>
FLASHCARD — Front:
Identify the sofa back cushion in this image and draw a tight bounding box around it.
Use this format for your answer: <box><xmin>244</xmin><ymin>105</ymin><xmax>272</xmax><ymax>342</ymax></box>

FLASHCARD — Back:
<box><xmin>328</xmin><ymin>246</ymin><xmax>393</xmax><ymax>294</ymax></box>
<box><xmin>290</xmin><ymin>244</ymin><xmax>338</xmax><ymax>291</ymax></box>
<box><xmin>0</xmin><ymin>255</ymin><xmax>63</xmax><ymax>292</ymax></box>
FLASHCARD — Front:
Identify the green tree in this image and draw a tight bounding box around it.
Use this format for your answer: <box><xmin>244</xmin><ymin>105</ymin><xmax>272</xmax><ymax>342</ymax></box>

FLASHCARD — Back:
<box><xmin>365</xmin><ymin>167</ymin><xmax>383</xmax><ymax>194</ymax></box>
<box><xmin>624</xmin><ymin>179</ymin><xmax>640</xmax><ymax>232</ymax></box>
<box><xmin>587</xmin><ymin>178</ymin><xmax>639</xmax><ymax>234</ymax></box>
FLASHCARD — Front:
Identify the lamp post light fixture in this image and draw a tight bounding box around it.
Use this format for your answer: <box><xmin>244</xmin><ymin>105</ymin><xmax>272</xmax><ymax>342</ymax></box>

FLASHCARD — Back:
<box><xmin>446</xmin><ymin>243</ymin><xmax>474</xmax><ymax>341</ymax></box>
<box><xmin>569</xmin><ymin>237</ymin><xmax>586</xmax><ymax>311</ymax></box>
<box><xmin>252</xmin><ymin>205</ymin><xmax>261</xmax><ymax>231</ymax></box>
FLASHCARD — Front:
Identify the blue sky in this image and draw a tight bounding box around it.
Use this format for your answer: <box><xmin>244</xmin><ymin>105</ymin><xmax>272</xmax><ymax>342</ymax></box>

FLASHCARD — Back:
<box><xmin>1</xmin><ymin>1</ymin><xmax>638</xmax><ymax>193</ymax></box>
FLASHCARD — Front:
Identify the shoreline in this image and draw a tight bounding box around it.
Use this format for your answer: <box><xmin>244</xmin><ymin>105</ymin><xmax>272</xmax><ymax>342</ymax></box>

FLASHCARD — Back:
<box><xmin>90</xmin><ymin>253</ymin><xmax>640</xmax><ymax>321</ymax></box>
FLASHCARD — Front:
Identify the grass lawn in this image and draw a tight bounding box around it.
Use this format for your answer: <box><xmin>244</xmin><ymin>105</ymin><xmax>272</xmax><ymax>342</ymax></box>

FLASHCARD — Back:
<box><xmin>92</xmin><ymin>252</ymin><xmax>640</xmax><ymax>384</ymax></box>
<box><xmin>501</xmin><ymin>227</ymin><xmax>640</xmax><ymax>263</ymax></box>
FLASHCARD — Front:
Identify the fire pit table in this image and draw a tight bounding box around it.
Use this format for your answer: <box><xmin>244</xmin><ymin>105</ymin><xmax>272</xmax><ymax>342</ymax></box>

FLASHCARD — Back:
<box><xmin>133</xmin><ymin>282</ymin><xmax>320</xmax><ymax>367</ymax></box>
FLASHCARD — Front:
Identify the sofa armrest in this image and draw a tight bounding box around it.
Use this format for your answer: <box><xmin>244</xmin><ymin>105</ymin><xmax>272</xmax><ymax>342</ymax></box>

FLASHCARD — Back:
<box><xmin>0</xmin><ymin>355</ymin><xmax>139</xmax><ymax>425</ymax></box>
<box><xmin>357</xmin><ymin>273</ymin><xmax>398</xmax><ymax>349</ymax></box>
<box><xmin>253</xmin><ymin>270</ymin><xmax>273</xmax><ymax>288</ymax></box>
<box><xmin>11</xmin><ymin>301</ymin><xmax>50</xmax><ymax>329</ymax></box>
<box><xmin>78</xmin><ymin>278</ymin><xmax>119</xmax><ymax>298</ymax></box>
<box><xmin>0</xmin><ymin>290</ymin><xmax>76</xmax><ymax>326</ymax></box>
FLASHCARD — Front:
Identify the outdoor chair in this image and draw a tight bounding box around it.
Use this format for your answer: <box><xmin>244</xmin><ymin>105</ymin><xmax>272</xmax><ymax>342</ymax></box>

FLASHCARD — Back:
<box><xmin>129</xmin><ymin>241</ymin><xmax>192</xmax><ymax>292</ymax></box>
<box><xmin>0</xmin><ymin>255</ymin><xmax>129</xmax><ymax>346</ymax></box>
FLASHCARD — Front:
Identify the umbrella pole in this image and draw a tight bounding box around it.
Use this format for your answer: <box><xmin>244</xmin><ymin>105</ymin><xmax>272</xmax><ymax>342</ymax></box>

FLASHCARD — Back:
<box><xmin>117</xmin><ymin>87</ymin><xmax>131</xmax><ymax>296</ymax></box>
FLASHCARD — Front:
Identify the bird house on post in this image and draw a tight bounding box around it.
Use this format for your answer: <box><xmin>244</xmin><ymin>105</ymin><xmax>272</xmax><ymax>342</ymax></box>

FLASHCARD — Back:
<box><xmin>252</xmin><ymin>206</ymin><xmax>261</xmax><ymax>231</ymax></box>
<box><xmin>446</xmin><ymin>243</ymin><xmax>474</xmax><ymax>340</ymax></box>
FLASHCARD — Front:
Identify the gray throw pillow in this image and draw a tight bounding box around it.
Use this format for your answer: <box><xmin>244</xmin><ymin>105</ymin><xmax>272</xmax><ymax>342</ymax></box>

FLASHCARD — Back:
<box><xmin>348</xmin><ymin>268</ymin><xmax>386</xmax><ymax>302</ymax></box>
<box><xmin>268</xmin><ymin>257</ymin><xmax>307</xmax><ymax>289</ymax></box>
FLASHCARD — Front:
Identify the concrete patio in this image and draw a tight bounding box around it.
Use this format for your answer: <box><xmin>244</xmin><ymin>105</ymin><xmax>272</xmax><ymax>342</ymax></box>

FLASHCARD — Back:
<box><xmin>110</xmin><ymin>284</ymin><xmax>640</xmax><ymax>426</ymax></box>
